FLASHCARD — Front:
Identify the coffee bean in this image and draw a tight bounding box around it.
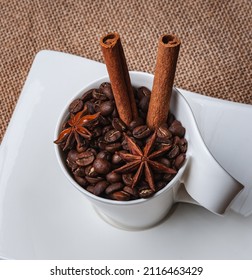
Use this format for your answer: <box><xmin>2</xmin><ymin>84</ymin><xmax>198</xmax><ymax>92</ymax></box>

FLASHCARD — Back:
<box><xmin>104</xmin><ymin>129</ymin><xmax>121</xmax><ymax>143</ymax></box>
<box><xmin>92</xmin><ymin>127</ymin><xmax>102</xmax><ymax>137</ymax></box>
<box><xmin>73</xmin><ymin>166</ymin><xmax>86</xmax><ymax>177</ymax></box>
<box><xmin>137</xmin><ymin>86</ymin><xmax>151</xmax><ymax>99</ymax></box>
<box><xmin>169</xmin><ymin>120</ymin><xmax>186</xmax><ymax>137</ymax></box>
<box><xmin>100</xmin><ymin>82</ymin><xmax>114</xmax><ymax>100</ymax></box>
<box><xmin>157</xmin><ymin>126</ymin><xmax>172</xmax><ymax>143</ymax></box>
<box><xmin>106</xmin><ymin>172</ymin><xmax>122</xmax><ymax>183</ymax></box>
<box><xmin>96</xmin><ymin>150</ymin><xmax>112</xmax><ymax>161</ymax></box>
<box><xmin>102</xmin><ymin>125</ymin><xmax>113</xmax><ymax>135</ymax></box>
<box><xmin>105</xmin><ymin>142</ymin><xmax>121</xmax><ymax>152</ymax></box>
<box><xmin>105</xmin><ymin>182</ymin><xmax>124</xmax><ymax>195</ymax></box>
<box><xmin>85</xmin><ymin>165</ymin><xmax>97</xmax><ymax>177</ymax></box>
<box><xmin>74</xmin><ymin>175</ymin><xmax>88</xmax><ymax>187</ymax></box>
<box><xmin>92</xmin><ymin>89</ymin><xmax>107</xmax><ymax>100</ymax></box>
<box><xmin>168</xmin><ymin>145</ymin><xmax>180</xmax><ymax>159</ymax></box>
<box><xmin>76</xmin><ymin>151</ymin><xmax>95</xmax><ymax>166</ymax></box>
<box><xmin>122</xmin><ymin>173</ymin><xmax>133</xmax><ymax>185</ymax></box>
<box><xmin>174</xmin><ymin>153</ymin><xmax>186</xmax><ymax>169</ymax></box>
<box><xmin>99</xmin><ymin>101</ymin><xmax>114</xmax><ymax>116</ymax></box>
<box><xmin>159</xmin><ymin>157</ymin><xmax>171</xmax><ymax>167</ymax></box>
<box><xmin>123</xmin><ymin>186</ymin><xmax>138</xmax><ymax>198</ymax></box>
<box><xmin>128</xmin><ymin>118</ymin><xmax>144</xmax><ymax>130</ymax></box>
<box><xmin>112</xmin><ymin>152</ymin><xmax>125</xmax><ymax>165</ymax></box>
<box><xmin>138</xmin><ymin>187</ymin><xmax>154</xmax><ymax>198</ymax></box>
<box><xmin>67</xmin><ymin>150</ymin><xmax>79</xmax><ymax>163</ymax></box>
<box><xmin>112</xmin><ymin>118</ymin><xmax>127</xmax><ymax>132</ymax></box>
<box><xmin>81</xmin><ymin>89</ymin><xmax>94</xmax><ymax>102</ymax></box>
<box><xmin>85</xmin><ymin>176</ymin><xmax>103</xmax><ymax>184</ymax></box>
<box><xmin>85</xmin><ymin>101</ymin><xmax>96</xmax><ymax>114</ymax></box>
<box><xmin>108</xmin><ymin>191</ymin><xmax>130</xmax><ymax>201</ymax></box>
<box><xmin>86</xmin><ymin>185</ymin><xmax>94</xmax><ymax>194</ymax></box>
<box><xmin>179</xmin><ymin>138</ymin><xmax>188</xmax><ymax>153</ymax></box>
<box><xmin>93</xmin><ymin>158</ymin><xmax>111</xmax><ymax>174</ymax></box>
<box><xmin>69</xmin><ymin>98</ymin><xmax>83</xmax><ymax>113</ymax></box>
<box><xmin>139</xmin><ymin>95</ymin><xmax>150</xmax><ymax>113</ymax></box>
<box><xmin>93</xmin><ymin>181</ymin><xmax>109</xmax><ymax>196</ymax></box>
<box><xmin>132</xmin><ymin>125</ymin><xmax>151</xmax><ymax>139</ymax></box>
<box><xmin>156</xmin><ymin>181</ymin><xmax>168</xmax><ymax>191</ymax></box>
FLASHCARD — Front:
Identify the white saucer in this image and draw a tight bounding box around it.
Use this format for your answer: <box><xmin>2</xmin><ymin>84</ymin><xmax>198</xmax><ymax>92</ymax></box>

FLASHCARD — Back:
<box><xmin>0</xmin><ymin>50</ymin><xmax>251</xmax><ymax>259</ymax></box>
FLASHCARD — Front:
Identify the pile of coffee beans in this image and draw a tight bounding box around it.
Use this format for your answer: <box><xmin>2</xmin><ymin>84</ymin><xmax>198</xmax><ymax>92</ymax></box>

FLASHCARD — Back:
<box><xmin>56</xmin><ymin>82</ymin><xmax>187</xmax><ymax>201</ymax></box>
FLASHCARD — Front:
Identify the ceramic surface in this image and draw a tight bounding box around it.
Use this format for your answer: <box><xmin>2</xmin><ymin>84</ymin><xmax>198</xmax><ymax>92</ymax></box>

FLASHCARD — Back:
<box><xmin>0</xmin><ymin>51</ymin><xmax>251</xmax><ymax>259</ymax></box>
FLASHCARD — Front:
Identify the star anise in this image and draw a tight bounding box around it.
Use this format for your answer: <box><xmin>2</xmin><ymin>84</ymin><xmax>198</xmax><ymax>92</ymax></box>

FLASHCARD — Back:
<box><xmin>113</xmin><ymin>131</ymin><xmax>177</xmax><ymax>191</ymax></box>
<box><xmin>54</xmin><ymin>105</ymin><xmax>100</xmax><ymax>151</ymax></box>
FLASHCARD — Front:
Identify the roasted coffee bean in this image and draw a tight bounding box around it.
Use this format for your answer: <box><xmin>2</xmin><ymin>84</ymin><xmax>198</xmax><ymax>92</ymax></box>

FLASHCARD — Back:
<box><xmin>92</xmin><ymin>127</ymin><xmax>102</xmax><ymax>137</ymax></box>
<box><xmin>169</xmin><ymin>120</ymin><xmax>185</xmax><ymax>137</ymax></box>
<box><xmin>69</xmin><ymin>98</ymin><xmax>83</xmax><ymax>113</ymax></box>
<box><xmin>137</xmin><ymin>86</ymin><xmax>151</xmax><ymax>99</ymax></box>
<box><xmin>85</xmin><ymin>148</ymin><xmax>97</xmax><ymax>156</ymax></box>
<box><xmin>139</xmin><ymin>95</ymin><xmax>150</xmax><ymax>113</ymax></box>
<box><xmin>76</xmin><ymin>142</ymin><xmax>87</xmax><ymax>153</ymax></box>
<box><xmin>96</xmin><ymin>150</ymin><xmax>112</xmax><ymax>161</ymax></box>
<box><xmin>168</xmin><ymin>145</ymin><xmax>180</xmax><ymax>159</ymax></box>
<box><xmin>99</xmin><ymin>101</ymin><xmax>114</xmax><ymax>116</ymax></box>
<box><xmin>102</xmin><ymin>125</ymin><xmax>113</xmax><ymax>135</ymax></box>
<box><xmin>93</xmin><ymin>181</ymin><xmax>109</xmax><ymax>196</ymax></box>
<box><xmin>108</xmin><ymin>191</ymin><xmax>131</xmax><ymax>201</ymax></box>
<box><xmin>173</xmin><ymin>136</ymin><xmax>181</xmax><ymax>146</ymax></box>
<box><xmin>74</xmin><ymin>175</ymin><xmax>88</xmax><ymax>187</ymax></box>
<box><xmin>132</xmin><ymin>125</ymin><xmax>151</xmax><ymax>139</ymax></box>
<box><xmin>105</xmin><ymin>182</ymin><xmax>124</xmax><ymax>195</ymax></box>
<box><xmin>123</xmin><ymin>186</ymin><xmax>138</xmax><ymax>198</ymax></box>
<box><xmin>86</xmin><ymin>185</ymin><xmax>94</xmax><ymax>194</ymax></box>
<box><xmin>100</xmin><ymin>82</ymin><xmax>114</xmax><ymax>100</ymax></box>
<box><xmin>67</xmin><ymin>149</ymin><xmax>79</xmax><ymax>163</ymax></box>
<box><xmin>93</xmin><ymin>158</ymin><xmax>111</xmax><ymax>174</ymax></box>
<box><xmin>138</xmin><ymin>187</ymin><xmax>154</xmax><ymax>198</ymax></box>
<box><xmin>99</xmin><ymin>115</ymin><xmax>110</xmax><ymax>126</ymax></box>
<box><xmin>92</xmin><ymin>89</ymin><xmax>107</xmax><ymax>100</ymax></box>
<box><xmin>122</xmin><ymin>173</ymin><xmax>133</xmax><ymax>185</ymax></box>
<box><xmin>106</xmin><ymin>172</ymin><xmax>122</xmax><ymax>183</ymax></box>
<box><xmin>179</xmin><ymin>138</ymin><xmax>188</xmax><ymax>153</ymax></box>
<box><xmin>105</xmin><ymin>142</ymin><xmax>121</xmax><ymax>152</ymax></box>
<box><xmin>85</xmin><ymin>101</ymin><xmax>96</xmax><ymax>114</ymax></box>
<box><xmin>163</xmin><ymin>173</ymin><xmax>175</xmax><ymax>182</ymax></box>
<box><xmin>157</xmin><ymin>126</ymin><xmax>172</xmax><ymax>143</ymax></box>
<box><xmin>112</xmin><ymin>151</ymin><xmax>125</xmax><ymax>165</ymax></box>
<box><xmin>174</xmin><ymin>153</ymin><xmax>186</xmax><ymax>169</ymax></box>
<box><xmin>128</xmin><ymin>117</ymin><xmax>144</xmax><ymax>130</ymax></box>
<box><xmin>85</xmin><ymin>176</ymin><xmax>103</xmax><ymax>184</ymax></box>
<box><xmin>159</xmin><ymin>157</ymin><xmax>171</xmax><ymax>167</ymax></box>
<box><xmin>104</xmin><ymin>129</ymin><xmax>121</xmax><ymax>143</ymax></box>
<box><xmin>111</xmin><ymin>107</ymin><xmax>119</xmax><ymax>118</ymax></box>
<box><xmin>81</xmin><ymin>89</ymin><xmax>94</xmax><ymax>102</ymax></box>
<box><xmin>73</xmin><ymin>166</ymin><xmax>86</xmax><ymax>177</ymax></box>
<box><xmin>112</xmin><ymin>118</ymin><xmax>127</xmax><ymax>132</ymax></box>
<box><xmin>85</xmin><ymin>165</ymin><xmax>98</xmax><ymax>177</ymax></box>
<box><xmin>76</xmin><ymin>151</ymin><xmax>95</xmax><ymax>166</ymax></box>
<box><xmin>156</xmin><ymin>181</ymin><xmax>168</xmax><ymax>191</ymax></box>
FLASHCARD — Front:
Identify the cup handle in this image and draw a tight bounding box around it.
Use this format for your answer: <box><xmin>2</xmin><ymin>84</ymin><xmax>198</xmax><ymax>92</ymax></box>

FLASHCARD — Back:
<box><xmin>174</xmin><ymin>153</ymin><xmax>244</xmax><ymax>215</ymax></box>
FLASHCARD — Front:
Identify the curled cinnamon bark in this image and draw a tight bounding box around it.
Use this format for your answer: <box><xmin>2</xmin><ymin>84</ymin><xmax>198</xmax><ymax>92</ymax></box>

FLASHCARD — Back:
<box><xmin>147</xmin><ymin>34</ymin><xmax>181</xmax><ymax>129</ymax></box>
<box><xmin>100</xmin><ymin>32</ymin><xmax>138</xmax><ymax>125</ymax></box>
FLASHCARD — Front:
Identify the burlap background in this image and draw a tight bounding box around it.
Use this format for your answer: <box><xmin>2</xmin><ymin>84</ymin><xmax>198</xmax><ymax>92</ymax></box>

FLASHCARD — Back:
<box><xmin>0</xmin><ymin>0</ymin><xmax>251</xmax><ymax>142</ymax></box>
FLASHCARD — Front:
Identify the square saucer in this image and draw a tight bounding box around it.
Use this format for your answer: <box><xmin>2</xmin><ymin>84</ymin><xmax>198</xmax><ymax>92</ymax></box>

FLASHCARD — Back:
<box><xmin>0</xmin><ymin>50</ymin><xmax>252</xmax><ymax>259</ymax></box>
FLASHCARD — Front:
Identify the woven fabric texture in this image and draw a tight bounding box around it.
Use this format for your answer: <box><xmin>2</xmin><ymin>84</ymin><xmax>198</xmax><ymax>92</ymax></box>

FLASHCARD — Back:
<box><xmin>0</xmin><ymin>0</ymin><xmax>251</xmax><ymax>141</ymax></box>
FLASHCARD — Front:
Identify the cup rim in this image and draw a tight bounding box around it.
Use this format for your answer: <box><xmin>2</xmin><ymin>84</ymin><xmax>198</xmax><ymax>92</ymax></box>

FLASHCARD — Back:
<box><xmin>54</xmin><ymin>71</ymin><xmax>189</xmax><ymax>206</ymax></box>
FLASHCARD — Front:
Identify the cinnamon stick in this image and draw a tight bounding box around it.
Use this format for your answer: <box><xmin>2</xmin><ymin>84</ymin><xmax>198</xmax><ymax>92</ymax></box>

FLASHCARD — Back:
<box><xmin>147</xmin><ymin>34</ymin><xmax>181</xmax><ymax>129</ymax></box>
<box><xmin>100</xmin><ymin>32</ymin><xmax>138</xmax><ymax>125</ymax></box>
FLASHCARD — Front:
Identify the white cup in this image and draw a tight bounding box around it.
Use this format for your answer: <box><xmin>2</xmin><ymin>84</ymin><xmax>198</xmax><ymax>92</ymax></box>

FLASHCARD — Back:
<box><xmin>54</xmin><ymin>71</ymin><xmax>244</xmax><ymax>230</ymax></box>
